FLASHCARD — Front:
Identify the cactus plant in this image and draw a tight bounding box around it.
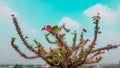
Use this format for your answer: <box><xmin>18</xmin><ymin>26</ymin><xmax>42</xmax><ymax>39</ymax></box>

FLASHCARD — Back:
<box><xmin>11</xmin><ymin>13</ymin><xmax>120</xmax><ymax>68</ymax></box>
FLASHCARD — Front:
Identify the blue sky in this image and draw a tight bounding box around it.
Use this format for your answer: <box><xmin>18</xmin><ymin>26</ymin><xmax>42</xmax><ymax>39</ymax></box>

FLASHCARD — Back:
<box><xmin>0</xmin><ymin>0</ymin><xmax>120</xmax><ymax>64</ymax></box>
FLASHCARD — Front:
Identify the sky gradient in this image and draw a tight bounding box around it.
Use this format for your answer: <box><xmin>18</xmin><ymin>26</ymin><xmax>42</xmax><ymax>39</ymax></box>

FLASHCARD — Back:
<box><xmin>0</xmin><ymin>0</ymin><xmax>120</xmax><ymax>64</ymax></box>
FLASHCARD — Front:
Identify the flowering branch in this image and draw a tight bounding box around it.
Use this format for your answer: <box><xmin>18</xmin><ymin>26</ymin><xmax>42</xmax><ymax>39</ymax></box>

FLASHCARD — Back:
<box><xmin>79</xmin><ymin>13</ymin><xmax>101</xmax><ymax>65</ymax></box>
<box><xmin>10</xmin><ymin>13</ymin><xmax>119</xmax><ymax>68</ymax></box>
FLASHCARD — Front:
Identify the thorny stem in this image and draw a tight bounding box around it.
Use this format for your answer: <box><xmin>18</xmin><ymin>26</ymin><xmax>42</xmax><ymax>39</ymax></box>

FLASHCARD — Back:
<box><xmin>72</xmin><ymin>19</ymin><xmax>99</xmax><ymax>67</ymax></box>
<box><xmin>90</xmin><ymin>44</ymin><xmax>120</xmax><ymax>53</ymax></box>
<box><xmin>11</xmin><ymin>14</ymin><xmax>120</xmax><ymax>68</ymax></box>
<box><xmin>45</xmin><ymin>34</ymin><xmax>57</xmax><ymax>44</ymax></box>
<box><xmin>11</xmin><ymin>38</ymin><xmax>39</xmax><ymax>59</ymax></box>
<box><xmin>12</xmin><ymin>17</ymin><xmax>38</xmax><ymax>54</ymax></box>
<box><xmin>73</xmin><ymin>31</ymin><xmax>77</xmax><ymax>48</ymax></box>
<box><xmin>80</xmin><ymin>20</ymin><xmax>99</xmax><ymax>65</ymax></box>
<box><xmin>12</xmin><ymin>17</ymin><xmax>54</xmax><ymax>65</ymax></box>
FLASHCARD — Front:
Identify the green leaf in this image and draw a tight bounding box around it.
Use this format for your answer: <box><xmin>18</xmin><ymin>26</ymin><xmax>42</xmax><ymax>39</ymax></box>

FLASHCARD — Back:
<box><xmin>51</xmin><ymin>53</ymin><xmax>56</xmax><ymax>58</ymax></box>
<box><xmin>47</xmin><ymin>58</ymin><xmax>53</xmax><ymax>62</ymax></box>
<box><xmin>45</xmin><ymin>33</ymin><xmax>50</xmax><ymax>36</ymax></box>
<box><xmin>94</xmin><ymin>29</ymin><xmax>98</xmax><ymax>32</ymax></box>
<box><xmin>92</xmin><ymin>16</ymin><xmax>96</xmax><ymax>20</ymax></box>
<box><xmin>52</xmin><ymin>25</ymin><xmax>58</xmax><ymax>32</ymax></box>
<box><xmin>54</xmin><ymin>40</ymin><xmax>59</xmax><ymax>44</ymax></box>
<box><xmin>60</xmin><ymin>50</ymin><xmax>67</xmax><ymax>54</ymax></box>
<box><xmin>85</xmin><ymin>47</ymin><xmax>91</xmax><ymax>51</ymax></box>
<box><xmin>14</xmin><ymin>44</ymin><xmax>19</xmax><ymax>49</ymax></box>
<box><xmin>92</xmin><ymin>16</ymin><xmax>100</xmax><ymax>21</ymax></box>
<box><xmin>12</xmin><ymin>37</ymin><xmax>16</xmax><ymax>41</ymax></box>
<box><xmin>37</xmin><ymin>44</ymin><xmax>42</xmax><ymax>48</ymax></box>
<box><xmin>98</xmin><ymin>31</ymin><xmax>102</xmax><ymax>34</ymax></box>
<box><xmin>60</xmin><ymin>34</ymin><xmax>66</xmax><ymax>37</ymax></box>
<box><xmin>34</xmin><ymin>39</ymin><xmax>42</xmax><ymax>49</ymax></box>
<box><xmin>96</xmin><ymin>16</ymin><xmax>101</xmax><ymax>20</ymax></box>
<box><xmin>57</xmin><ymin>57</ymin><xmax>62</xmax><ymax>62</ymax></box>
<box><xmin>25</xmin><ymin>36</ymin><xmax>28</xmax><ymax>38</ymax></box>
<box><xmin>57</xmin><ymin>49</ymin><xmax>61</xmax><ymax>53</ymax></box>
<box><xmin>35</xmin><ymin>45</ymin><xmax>42</xmax><ymax>50</ymax></box>
<box><xmin>33</xmin><ymin>39</ymin><xmax>37</xmax><ymax>42</ymax></box>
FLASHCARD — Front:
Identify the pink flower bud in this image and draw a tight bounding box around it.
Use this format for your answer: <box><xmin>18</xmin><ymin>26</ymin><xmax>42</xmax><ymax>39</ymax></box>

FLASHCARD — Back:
<box><xmin>59</xmin><ymin>45</ymin><xmax>63</xmax><ymax>49</ymax></box>
<box><xmin>11</xmin><ymin>14</ymin><xmax>14</xmax><ymax>17</ymax></box>
<box><xmin>42</xmin><ymin>25</ymin><xmax>52</xmax><ymax>31</ymax></box>
<box><xmin>90</xmin><ymin>43</ymin><xmax>95</xmax><ymax>47</ymax></box>
<box><xmin>82</xmin><ymin>28</ymin><xmax>87</xmax><ymax>33</ymax></box>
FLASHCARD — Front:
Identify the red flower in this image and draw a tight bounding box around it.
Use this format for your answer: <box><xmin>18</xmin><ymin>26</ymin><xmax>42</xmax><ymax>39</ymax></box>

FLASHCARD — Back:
<box><xmin>82</xmin><ymin>28</ymin><xmax>87</xmax><ymax>33</ymax></box>
<box><xmin>90</xmin><ymin>43</ymin><xmax>95</xmax><ymax>47</ymax></box>
<box><xmin>59</xmin><ymin>45</ymin><xmax>63</xmax><ymax>49</ymax></box>
<box><xmin>46</xmin><ymin>25</ymin><xmax>52</xmax><ymax>31</ymax></box>
<box><xmin>42</xmin><ymin>25</ymin><xmax>52</xmax><ymax>31</ymax></box>
<box><xmin>11</xmin><ymin>14</ymin><xmax>14</xmax><ymax>17</ymax></box>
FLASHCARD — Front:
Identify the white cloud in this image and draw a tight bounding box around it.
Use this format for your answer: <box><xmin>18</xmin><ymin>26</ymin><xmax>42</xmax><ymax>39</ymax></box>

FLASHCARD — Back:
<box><xmin>98</xmin><ymin>31</ymin><xmax>120</xmax><ymax>44</ymax></box>
<box><xmin>0</xmin><ymin>2</ymin><xmax>17</xmax><ymax>18</ymax></box>
<box><xmin>27</xmin><ymin>28</ymin><xmax>39</xmax><ymax>35</ymax></box>
<box><xmin>59</xmin><ymin>17</ymin><xmax>80</xmax><ymax>30</ymax></box>
<box><xmin>117</xmin><ymin>5</ymin><xmax>120</xmax><ymax>17</ymax></box>
<box><xmin>20</xmin><ymin>23</ymin><xmax>39</xmax><ymax>35</ymax></box>
<box><xmin>102</xmin><ymin>31</ymin><xmax>118</xmax><ymax>40</ymax></box>
<box><xmin>84</xmin><ymin>3</ymin><xmax>118</xmax><ymax>25</ymax></box>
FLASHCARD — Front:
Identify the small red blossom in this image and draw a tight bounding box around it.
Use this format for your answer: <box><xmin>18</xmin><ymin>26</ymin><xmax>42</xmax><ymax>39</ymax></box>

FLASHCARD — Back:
<box><xmin>11</xmin><ymin>14</ymin><xmax>15</xmax><ymax>17</ymax></box>
<box><xmin>90</xmin><ymin>43</ymin><xmax>95</xmax><ymax>47</ymax></box>
<box><xmin>42</xmin><ymin>25</ymin><xmax>52</xmax><ymax>31</ymax></box>
<box><xmin>46</xmin><ymin>25</ymin><xmax>52</xmax><ymax>31</ymax></box>
<box><xmin>82</xmin><ymin>28</ymin><xmax>87</xmax><ymax>33</ymax></box>
<box><xmin>59</xmin><ymin>45</ymin><xmax>63</xmax><ymax>49</ymax></box>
